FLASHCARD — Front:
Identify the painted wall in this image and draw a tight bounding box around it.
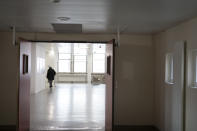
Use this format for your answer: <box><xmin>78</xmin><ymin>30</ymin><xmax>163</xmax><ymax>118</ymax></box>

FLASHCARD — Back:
<box><xmin>30</xmin><ymin>43</ymin><xmax>46</xmax><ymax>94</ymax></box>
<box><xmin>153</xmin><ymin>17</ymin><xmax>197</xmax><ymax>131</ymax></box>
<box><xmin>114</xmin><ymin>37</ymin><xmax>154</xmax><ymax>125</ymax></box>
<box><xmin>30</xmin><ymin>43</ymin><xmax>36</xmax><ymax>94</ymax></box>
<box><xmin>45</xmin><ymin>44</ymin><xmax>58</xmax><ymax>72</ymax></box>
<box><xmin>0</xmin><ymin>32</ymin><xmax>18</xmax><ymax>125</ymax></box>
<box><xmin>0</xmin><ymin>32</ymin><xmax>154</xmax><ymax>126</ymax></box>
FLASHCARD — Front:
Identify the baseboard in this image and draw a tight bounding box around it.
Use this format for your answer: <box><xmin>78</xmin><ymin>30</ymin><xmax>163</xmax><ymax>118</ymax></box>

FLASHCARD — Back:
<box><xmin>114</xmin><ymin>125</ymin><xmax>159</xmax><ymax>131</ymax></box>
<box><xmin>0</xmin><ymin>125</ymin><xmax>16</xmax><ymax>131</ymax></box>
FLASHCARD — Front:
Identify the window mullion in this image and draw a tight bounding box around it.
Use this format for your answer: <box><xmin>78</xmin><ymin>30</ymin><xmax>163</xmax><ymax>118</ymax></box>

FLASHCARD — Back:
<box><xmin>71</xmin><ymin>44</ymin><xmax>74</xmax><ymax>73</ymax></box>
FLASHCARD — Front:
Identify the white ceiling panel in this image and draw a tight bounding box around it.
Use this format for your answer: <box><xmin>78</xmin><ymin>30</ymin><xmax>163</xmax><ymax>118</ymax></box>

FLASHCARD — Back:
<box><xmin>0</xmin><ymin>0</ymin><xmax>197</xmax><ymax>33</ymax></box>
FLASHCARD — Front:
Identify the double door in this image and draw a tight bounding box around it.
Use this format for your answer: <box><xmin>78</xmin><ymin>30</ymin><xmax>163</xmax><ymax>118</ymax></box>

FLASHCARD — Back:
<box><xmin>165</xmin><ymin>41</ymin><xmax>197</xmax><ymax>131</ymax></box>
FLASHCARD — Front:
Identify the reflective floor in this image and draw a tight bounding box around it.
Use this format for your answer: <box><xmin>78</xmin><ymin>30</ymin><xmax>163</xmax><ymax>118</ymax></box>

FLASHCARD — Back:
<box><xmin>30</xmin><ymin>83</ymin><xmax>105</xmax><ymax>131</ymax></box>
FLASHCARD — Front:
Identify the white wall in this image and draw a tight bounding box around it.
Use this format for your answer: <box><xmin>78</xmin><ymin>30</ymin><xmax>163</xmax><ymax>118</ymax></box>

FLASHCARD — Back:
<box><xmin>45</xmin><ymin>44</ymin><xmax>58</xmax><ymax>72</ymax></box>
<box><xmin>30</xmin><ymin>43</ymin><xmax>46</xmax><ymax>94</ymax></box>
<box><xmin>0</xmin><ymin>32</ymin><xmax>154</xmax><ymax>127</ymax></box>
<box><xmin>30</xmin><ymin>44</ymin><xmax>36</xmax><ymax>94</ymax></box>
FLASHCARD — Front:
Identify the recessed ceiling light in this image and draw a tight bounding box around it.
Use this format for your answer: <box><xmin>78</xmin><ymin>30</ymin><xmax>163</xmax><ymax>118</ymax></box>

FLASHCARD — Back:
<box><xmin>49</xmin><ymin>0</ymin><xmax>61</xmax><ymax>3</ymax></box>
<box><xmin>57</xmin><ymin>17</ymin><xmax>71</xmax><ymax>22</ymax></box>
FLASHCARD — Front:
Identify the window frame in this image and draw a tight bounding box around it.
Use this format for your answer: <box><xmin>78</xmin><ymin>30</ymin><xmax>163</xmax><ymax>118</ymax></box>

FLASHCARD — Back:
<box><xmin>73</xmin><ymin>54</ymin><xmax>87</xmax><ymax>73</ymax></box>
<box><xmin>165</xmin><ymin>53</ymin><xmax>174</xmax><ymax>85</ymax></box>
<box><xmin>58</xmin><ymin>52</ymin><xmax>72</xmax><ymax>73</ymax></box>
<box><xmin>57</xmin><ymin>43</ymin><xmax>88</xmax><ymax>74</ymax></box>
<box><xmin>73</xmin><ymin>43</ymin><xmax>88</xmax><ymax>73</ymax></box>
<box><xmin>191</xmin><ymin>50</ymin><xmax>197</xmax><ymax>88</ymax></box>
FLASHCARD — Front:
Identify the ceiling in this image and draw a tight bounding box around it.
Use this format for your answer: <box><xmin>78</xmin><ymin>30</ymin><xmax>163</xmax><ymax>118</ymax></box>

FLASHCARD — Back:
<box><xmin>0</xmin><ymin>0</ymin><xmax>197</xmax><ymax>34</ymax></box>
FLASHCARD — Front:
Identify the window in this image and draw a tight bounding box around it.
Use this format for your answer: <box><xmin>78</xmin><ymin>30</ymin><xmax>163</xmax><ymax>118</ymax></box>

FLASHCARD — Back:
<box><xmin>195</xmin><ymin>56</ymin><xmax>197</xmax><ymax>83</ymax></box>
<box><xmin>58</xmin><ymin>43</ymin><xmax>106</xmax><ymax>74</ymax></box>
<box><xmin>58</xmin><ymin>53</ymin><xmax>71</xmax><ymax>72</ymax></box>
<box><xmin>191</xmin><ymin>50</ymin><xmax>197</xmax><ymax>87</ymax></box>
<box><xmin>73</xmin><ymin>43</ymin><xmax>88</xmax><ymax>73</ymax></box>
<box><xmin>165</xmin><ymin>53</ymin><xmax>174</xmax><ymax>84</ymax></box>
<box><xmin>58</xmin><ymin>43</ymin><xmax>72</xmax><ymax>72</ymax></box>
<box><xmin>93</xmin><ymin>44</ymin><xmax>106</xmax><ymax>73</ymax></box>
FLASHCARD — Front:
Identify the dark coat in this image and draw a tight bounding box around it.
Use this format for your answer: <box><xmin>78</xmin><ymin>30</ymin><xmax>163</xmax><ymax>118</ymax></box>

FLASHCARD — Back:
<box><xmin>47</xmin><ymin>67</ymin><xmax>56</xmax><ymax>81</ymax></box>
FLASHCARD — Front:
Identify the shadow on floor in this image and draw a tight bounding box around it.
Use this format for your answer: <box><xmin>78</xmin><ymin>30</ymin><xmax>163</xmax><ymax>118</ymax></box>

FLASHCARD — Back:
<box><xmin>0</xmin><ymin>125</ymin><xmax>16</xmax><ymax>131</ymax></box>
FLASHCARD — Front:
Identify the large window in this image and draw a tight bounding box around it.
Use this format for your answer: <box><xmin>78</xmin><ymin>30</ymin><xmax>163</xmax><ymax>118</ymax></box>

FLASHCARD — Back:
<box><xmin>74</xmin><ymin>44</ymin><xmax>88</xmax><ymax>73</ymax></box>
<box><xmin>58</xmin><ymin>43</ymin><xmax>71</xmax><ymax>72</ymax></box>
<box><xmin>58</xmin><ymin>43</ymin><xmax>106</xmax><ymax>73</ymax></box>
<box><xmin>58</xmin><ymin>43</ymin><xmax>88</xmax><ymax>73</ymax></box>
<box><xmin>93</xmin><ymin>44</ymin><xmax>106</xmax><ymax>73</ymax></box>
<box><xmin>58</xmin><ymin>53</ymin><xmax>71</xmax><ymax>72</ymax></box>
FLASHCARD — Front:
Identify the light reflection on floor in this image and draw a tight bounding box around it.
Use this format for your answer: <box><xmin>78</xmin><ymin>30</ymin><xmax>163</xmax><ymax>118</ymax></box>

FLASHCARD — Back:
<box><xmin>30</xmin><ymin>83</ymin><xmax>105</xmax><ymax>131</ymax></box>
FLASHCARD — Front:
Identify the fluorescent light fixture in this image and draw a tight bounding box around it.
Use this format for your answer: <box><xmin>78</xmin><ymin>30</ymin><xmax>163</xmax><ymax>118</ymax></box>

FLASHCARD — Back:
<box><xmin>57</xmin><ymin>17</ymin><xmax>71</xmax><ymax>22</ymax></box>
<box><xmin>49</xmin><ymin>0</ymin><xmax>61</xmax><ymax>3</ymax></box>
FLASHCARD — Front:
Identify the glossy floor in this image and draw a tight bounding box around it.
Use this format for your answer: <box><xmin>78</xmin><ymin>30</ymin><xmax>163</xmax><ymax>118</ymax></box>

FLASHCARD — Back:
<box><xmin>30</xmin><ymin>83</ymin><xmax>106</xmax><ymax>131</ymax></box>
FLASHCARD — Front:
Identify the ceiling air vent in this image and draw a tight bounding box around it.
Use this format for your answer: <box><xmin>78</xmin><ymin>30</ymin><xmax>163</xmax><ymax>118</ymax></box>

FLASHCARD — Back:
<box><xmin>52</xmin><ymin>23</ymin><xmax>82</xmax><ymax>33</ymax></box>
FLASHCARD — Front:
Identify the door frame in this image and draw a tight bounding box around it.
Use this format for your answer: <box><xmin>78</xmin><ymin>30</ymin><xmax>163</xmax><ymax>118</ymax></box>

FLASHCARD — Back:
<box><xmin>18</xmin><ymin>39</ymin><xmax>116</xmax><ymax>131</ymax></box>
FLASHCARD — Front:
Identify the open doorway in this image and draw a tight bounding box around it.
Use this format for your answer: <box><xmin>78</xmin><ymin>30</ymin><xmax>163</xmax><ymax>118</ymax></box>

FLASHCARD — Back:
<box><xmin>18</xmin><ymin>41</ymin><xmax>114</xmax><ymax>131</ymax></box>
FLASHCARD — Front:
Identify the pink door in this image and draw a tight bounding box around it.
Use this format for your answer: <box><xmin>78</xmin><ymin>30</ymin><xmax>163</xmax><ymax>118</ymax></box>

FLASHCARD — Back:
<box><xmin>18</xmin><ymin>41</ymin><xmax>31</xmax><ymax>131</ymax></box>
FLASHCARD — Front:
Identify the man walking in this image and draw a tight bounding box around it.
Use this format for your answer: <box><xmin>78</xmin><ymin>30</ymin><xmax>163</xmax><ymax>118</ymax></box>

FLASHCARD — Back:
<box><xmin>47</xmin><ymin>66</ymin><xmax>56</xmax><ymax>88</ymax></box>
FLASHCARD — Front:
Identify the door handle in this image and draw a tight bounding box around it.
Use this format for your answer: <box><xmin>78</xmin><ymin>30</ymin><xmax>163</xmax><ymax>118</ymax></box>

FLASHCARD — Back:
<box><xmin>107</xmin><ymin>56</ymin><xmax>111</xmax><ymax>75</ymax></box>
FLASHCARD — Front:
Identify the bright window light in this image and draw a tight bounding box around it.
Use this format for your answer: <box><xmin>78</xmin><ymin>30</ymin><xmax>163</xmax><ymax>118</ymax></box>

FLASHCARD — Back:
<box><xmin>195</xmin><ymin>56</ymin><xmax>197</xmax><ymax>83</ymax></box>
<box><xmin>58</xmin><ymin>43</ymin><xmax>72</xmax><ymax>73</ymax></box>
<box><xmin>57</xmin><ymin>43</ymin><xmax>106</xmax><ymax>74</ymax></box>
<box><xmin>74</xmin><ymin>60</ymin><xmax>86</xmax><ymax>73</ymax></box>
<box><xmin>191</xmin><ymin>51</ymin><xmax>197</xmax><ymax>87</ymax></box>
<box><xmin>73</xmin><ymin>43</ymin><xmax>87</xmax><ymax>73</ymax></box>
<box><xmin>58</xmin><ymin>43</ymin><xmax>71</xmax><ymax>53</ymax></box>
<box><xmin>93</xmin><ymin>44</ymin><xmax>106</xmax><ymax>73</ymax></box>
<box><xmin>165</xmin><ymin>53</ymin><xmax>174</xmax><ymax>84</ymax></box>
<box><xmin>74</xmin><ymin>43</ymin><xmax>88</xmax><ymax>55</ymax></box>
<box><xmin>49</xmin><ymin>49</ymin><xmax>54</xmax><ymax>56</ymax></box>
<box><xmin>58</xmin><ymin>53</ymin><xmax>71</xmax><ymax>73</ymax></box>
<box><xmin>58</xmin><ymin>60</ymin><xmax>71</xmax><ymax>72</ymax></box>
<box><xmin>59</xmin><ymin>53</ymin><xmax>71</xmax><ymax>59</ymax></box>
<box><xmin>37</xmin><ymin>57</ymin><xmax>45</xmax><ymax>73</ymax></box>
